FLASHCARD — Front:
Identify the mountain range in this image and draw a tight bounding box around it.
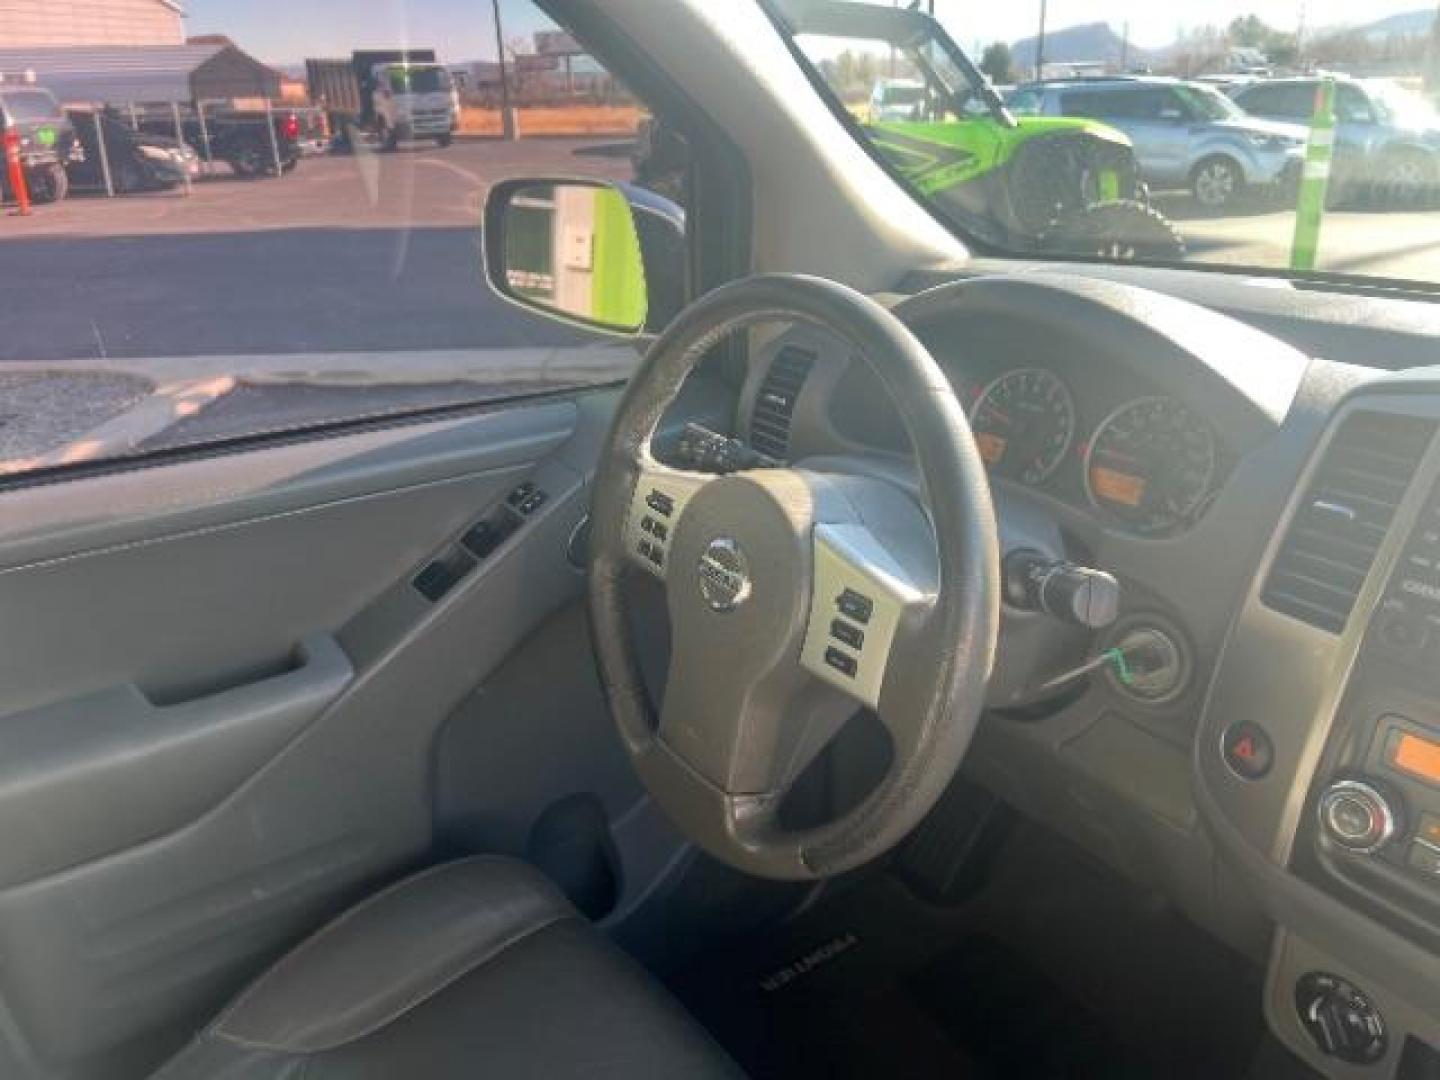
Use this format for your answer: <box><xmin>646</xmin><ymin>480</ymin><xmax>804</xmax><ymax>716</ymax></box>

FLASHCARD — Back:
<box><xmin>1009</xmin><ymin>8</ymin><xmax>1435</xmax><ymax>69</ymax></box>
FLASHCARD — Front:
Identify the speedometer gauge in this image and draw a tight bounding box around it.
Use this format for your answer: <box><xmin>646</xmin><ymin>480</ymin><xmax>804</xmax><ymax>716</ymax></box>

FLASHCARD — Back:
<box><xmin>1085</xmin><ymin>397</ymin><xmax>1216</xmax><ymax>534</ymax></box>
<box><xmin>969</xmin><ymin>368</ymin><xmax>1076</xmax><ymax>485</ymax></box>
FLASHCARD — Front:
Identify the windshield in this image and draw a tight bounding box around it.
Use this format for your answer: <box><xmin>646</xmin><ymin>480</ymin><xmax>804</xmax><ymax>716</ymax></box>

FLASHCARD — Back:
<box><xmin>1</xmin><ymin>90</ymin><xmax>60</xmax><ymax>124</ymax></box>
<box><xmin>388</xmin><ymin>67</ymin><xmax>451</xmax><ymax>93</ymax></box>
<box><xmin>1367</xmin><ymin>80</ymin><xmax>1440</xmax><ymax>128</ymax></box>
<box><xmin>771</xmin><ymin>0</ymin><xmax>1440</xmax><ymax>289</ymax></box>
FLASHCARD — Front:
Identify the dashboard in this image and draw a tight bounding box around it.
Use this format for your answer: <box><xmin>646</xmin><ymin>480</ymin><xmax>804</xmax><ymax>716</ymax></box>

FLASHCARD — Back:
<box><xmin>827</xmin><ymin>337</ymin><xmax>1231</xmax><ymax>537</ymax></box>
<box><xmin>709</xmin><ymin>272</ymin><xmax>1440</xmax><ymax>1080</ymax></box>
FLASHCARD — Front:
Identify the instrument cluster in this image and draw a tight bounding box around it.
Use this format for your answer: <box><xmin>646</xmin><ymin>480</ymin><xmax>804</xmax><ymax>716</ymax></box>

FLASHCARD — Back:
<box><xmin>960</xmin><ymin>365</ymin><xmax>1219</xmax><ymax>535</ymax></box>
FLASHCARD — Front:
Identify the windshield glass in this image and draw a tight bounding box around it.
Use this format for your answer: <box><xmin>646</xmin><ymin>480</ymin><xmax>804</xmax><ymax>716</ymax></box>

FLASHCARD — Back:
<box><xmin>771</xmin><ymin>0</ymin><xmax>1440</xmax><ymax>289</ymax></box>
<box><xmin>389</xmin><ymin>67</ymin><xmax>450</xmax><ymax>93</ymax></box>
<box><xmin>1367</xmin><ymin>79</ymin><xmax>1440</xmax><ymax>128</ymax></box>
<box><xmin>2</xmin><ymin>90</ymin><xmax>60</xmax><ymax>123</ymax></box>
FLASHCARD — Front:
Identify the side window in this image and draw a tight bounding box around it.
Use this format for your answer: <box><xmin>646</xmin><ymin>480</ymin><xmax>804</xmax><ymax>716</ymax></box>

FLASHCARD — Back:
<box><xmin>1061</xmin><ymin>90</ymin><xmax>1119</xmax><ymax>118</ymax></box>
<box><xmin>1238</xmin><ymin>85</ymin><xmax>1284</xmax><ymax>117</ymax></box>
<box><xmin>1335</xmin><ymin>85</ymin><xmax>1375</xmax><ymax>123</ymax></box>
<box><xmin>1007</xmin><ymin>88</ymin><xmax>1042</xmax><ymax>116</ymax></box>
<box><xmin>0</xmin><ymin>1</ymin><xmax>689</xmax><ymax>479</ymax></box>
<box><xmin>1155</xmin><ymin>89</ymin><xmax>1190</xmax><ymax>120</ymax></box>
<box><xmin>1249</xmin><ymin>84</ymin><xmax>1313</xmax><ymax>120</ymax></box>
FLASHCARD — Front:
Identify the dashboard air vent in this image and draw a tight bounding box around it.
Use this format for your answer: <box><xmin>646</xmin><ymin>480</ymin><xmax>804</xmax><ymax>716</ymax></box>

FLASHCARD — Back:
<box><xmin>1262</xmin><ymin>411</ymin><xmax>1435</xmax><ymax>634</ymax></box>
<box><xmin>749</xmin><ymin>345</ymin><xmax>815</xmax><ymax>461</ymax></box>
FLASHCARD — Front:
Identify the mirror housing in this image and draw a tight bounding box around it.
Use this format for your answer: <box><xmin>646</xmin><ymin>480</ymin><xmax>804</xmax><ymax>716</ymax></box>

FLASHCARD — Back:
<box><xmin>483</xmin><ymin>178</ymin><xmax>686</xmax><ymax>336</ymax></box>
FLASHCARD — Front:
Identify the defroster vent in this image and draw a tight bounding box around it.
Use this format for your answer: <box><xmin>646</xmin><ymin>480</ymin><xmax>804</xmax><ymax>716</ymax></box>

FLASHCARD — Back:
<box><xmin>749</xmin><ymin>345</ymin><xmax>815</xmax><ymax>461</ymax></box>
<box><xmin>1262</xmin><ymin>411</ymin><xmax>1435</xmax><ymax>634</ymax></box>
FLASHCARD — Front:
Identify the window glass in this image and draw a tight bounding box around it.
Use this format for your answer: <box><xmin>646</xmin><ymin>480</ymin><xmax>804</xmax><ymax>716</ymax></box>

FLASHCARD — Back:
<box><xmin>772</xmin><ymin>0</ymin><xmax>1440</xmax><ymax>289</ymax></box>
<box><xmin>1335</xmin><ymin>84</ymin><xmax>1375</xmax><ymax>123</ymax></box>
<box><xmin>0</xmin><ymin>1</ymin><xmax>687</xmax><ymax>480</ymax></box>
<box><xmin>1007</xmin><ymin>88</ymin><xmax>1042</xmax><ymax>116</ymax></box>
<box><xmin>1</xmin><ymin>90</ymin><xmax>61</xmax><ymax>123</ymax></box>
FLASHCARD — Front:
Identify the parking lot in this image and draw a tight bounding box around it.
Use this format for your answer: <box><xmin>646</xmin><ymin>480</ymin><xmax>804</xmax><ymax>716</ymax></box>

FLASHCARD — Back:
<box><xmin>0</xmin><ymin>135</ymin><xmax>1436</xmax><ymax>368</ymax></box>
<box><xmin>0</xmin><ymin>137</ymin><xmax>632</xmax><ymax>362</ymax></box>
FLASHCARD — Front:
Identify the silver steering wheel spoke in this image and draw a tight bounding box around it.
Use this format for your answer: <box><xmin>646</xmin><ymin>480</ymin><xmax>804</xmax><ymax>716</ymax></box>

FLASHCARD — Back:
<box><xmin>799</xmin><ymin>522</ymin><xmax>933</xmax><ymax>710</ymax></box>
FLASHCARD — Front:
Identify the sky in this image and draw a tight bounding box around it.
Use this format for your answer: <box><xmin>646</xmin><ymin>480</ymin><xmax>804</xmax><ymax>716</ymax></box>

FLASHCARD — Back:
<box><xmin>184</xmin><ymin>0</ymin><xmax>1430</xmax><ymax>64</ymax></box>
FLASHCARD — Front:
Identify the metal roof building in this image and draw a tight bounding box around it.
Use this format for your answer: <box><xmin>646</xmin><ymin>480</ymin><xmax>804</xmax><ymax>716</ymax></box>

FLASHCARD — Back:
<box><xmin>0</xmin><ymin>43</ymin><xmax>281</xmax><ymax>104</ymax></box>
<box><xmin>0</xmin><ymin>0</ymin><xmax>186</xmax><ymax>48</ymax></box>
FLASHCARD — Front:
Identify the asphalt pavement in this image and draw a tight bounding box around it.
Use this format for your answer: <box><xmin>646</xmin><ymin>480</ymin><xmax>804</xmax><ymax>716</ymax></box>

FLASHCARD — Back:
<box><xmin>0</xmin><ymin>137</ymin><xmax>1435</xmax><ymax>366</ymax></box>
<box><xmin>0</xmin><ymin>138</ymin><xmax>632</xmax><ymax>363</ymax></box>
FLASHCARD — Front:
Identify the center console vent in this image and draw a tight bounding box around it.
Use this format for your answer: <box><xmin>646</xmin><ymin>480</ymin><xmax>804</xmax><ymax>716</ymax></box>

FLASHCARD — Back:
<box><xmin>749</xmin><ymin>345</ymin><xmax>815</xmax><ymax>461</ymax></box>
<box><xmin>1262</xmin><ymin>411</ymin><xmax>1435</xmax><ymax>634</ymax></box>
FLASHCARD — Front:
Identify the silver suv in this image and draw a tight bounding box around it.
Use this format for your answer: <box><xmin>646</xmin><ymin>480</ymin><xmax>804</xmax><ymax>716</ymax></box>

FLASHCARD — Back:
<box><xmin>1008</xmin><ymin>76</ymin><xmax>1307</xmax><ymax>210</ymax></box>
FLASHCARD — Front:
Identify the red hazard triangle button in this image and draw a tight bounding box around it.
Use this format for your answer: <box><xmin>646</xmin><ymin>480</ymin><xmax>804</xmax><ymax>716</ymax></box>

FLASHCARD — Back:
<box><xmin>1223</xmin><ymin>722</ymin><xmax>1273</xmax><ymax>780</ymax></box>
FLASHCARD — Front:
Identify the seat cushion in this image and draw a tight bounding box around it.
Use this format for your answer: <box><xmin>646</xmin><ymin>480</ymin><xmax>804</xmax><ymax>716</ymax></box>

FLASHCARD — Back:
<box><xmin>153</xmin><ymin>855</ymin><xmax>743</xmax><ymax>1079</ymax></box>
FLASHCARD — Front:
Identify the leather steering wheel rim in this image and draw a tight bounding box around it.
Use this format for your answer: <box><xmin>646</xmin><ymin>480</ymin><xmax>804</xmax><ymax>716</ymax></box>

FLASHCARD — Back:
<box><xmin>589</xmin><ymin>273</ymin><xmax>1000</xmax><ymax>881</ymax></box>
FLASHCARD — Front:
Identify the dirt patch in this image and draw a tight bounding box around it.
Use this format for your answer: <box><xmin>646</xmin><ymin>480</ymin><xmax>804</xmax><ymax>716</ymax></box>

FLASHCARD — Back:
<box><xmin>0</xmin><ymin>371</ymin><xmax>154</xmax><ymax>471</ymax></box>
<box><xmin>460</xmin><ymin>105</ymin><xmax>646</xmax><ymax>138</ymax></box>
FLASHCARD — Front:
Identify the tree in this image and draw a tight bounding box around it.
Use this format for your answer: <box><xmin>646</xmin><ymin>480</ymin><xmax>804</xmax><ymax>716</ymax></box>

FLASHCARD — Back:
<box><xmin>979</xmin><ymin>41</ymin><xmax>1014</xmax><ymax>84</ymax></box>
<box><xmin>1227</xmin><ymin>15</ymin><xmax>1272</xmax><ymax>48</ymax></box>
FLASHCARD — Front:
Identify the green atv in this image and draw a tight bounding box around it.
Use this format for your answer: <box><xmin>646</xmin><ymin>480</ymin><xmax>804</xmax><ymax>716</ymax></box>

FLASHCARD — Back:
<box><xmin>775</xmin><ymin>0</ymin><xmax>1185</xmax><ymax>262</ymax></box>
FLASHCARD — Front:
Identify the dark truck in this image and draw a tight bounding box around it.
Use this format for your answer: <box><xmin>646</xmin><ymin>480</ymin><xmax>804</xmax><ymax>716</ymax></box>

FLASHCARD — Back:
<box><xmin>307</xmin><ymin>50</ymin><xmax>458</xmax><ymax>151</ymax></box>
<box><xmin>0</xmin><ymin>85</ymin><xmax>82</xmax><ymax>203</ymax></box>
<box><xmin>136</xmin><ymin>107</ymin><xmax>304</xmax><ymax>177</ymax></box>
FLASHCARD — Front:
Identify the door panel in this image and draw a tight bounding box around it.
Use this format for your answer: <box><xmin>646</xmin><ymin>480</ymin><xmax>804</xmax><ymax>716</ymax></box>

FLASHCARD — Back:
<box><xmin>0</xmin><ymin>392</ymin><xmax>617</xmax><ymax>1077</ymax></box>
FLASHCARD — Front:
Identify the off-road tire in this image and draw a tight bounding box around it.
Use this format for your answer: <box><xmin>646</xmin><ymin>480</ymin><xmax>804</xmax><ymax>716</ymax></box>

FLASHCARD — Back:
<box><xmin>1007</xmin><ymin>133</ymin><xmax>1144</xmax><ymax>238</ymax></box>
<box><xmin>1039</xmin><ymin>200</ymin><xmax>1187</xmax><ymax>262</ymax></box>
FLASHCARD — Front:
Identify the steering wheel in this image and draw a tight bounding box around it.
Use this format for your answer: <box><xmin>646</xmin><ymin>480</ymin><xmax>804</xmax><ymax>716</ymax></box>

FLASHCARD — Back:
<box><xmin>589</xmin><ymin>274</ymin><xmax>1000</xmax><ymax>881</ymax></box>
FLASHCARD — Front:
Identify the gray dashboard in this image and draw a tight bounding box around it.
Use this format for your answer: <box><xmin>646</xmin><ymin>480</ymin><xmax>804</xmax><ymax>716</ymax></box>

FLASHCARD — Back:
<box><xmin>725</xmin><ymin>272</ymin><xmax>1440</xmax><ymax>1078</ymax></box>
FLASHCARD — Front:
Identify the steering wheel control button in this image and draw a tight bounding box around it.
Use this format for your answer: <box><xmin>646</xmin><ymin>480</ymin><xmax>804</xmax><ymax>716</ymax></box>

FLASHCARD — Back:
<box><xmin>837</xmin><ymin>589</ymin><xmax>874</xmax><ymax>624</ymax></box>
<box><xmin>1295</xmin><ymin>973</ymin><xmax>1388</xmax><ymax>1065</ymax></box>
<box><xmin>803</xmin><ymin>524</ymin><xmax>930</xmax><ymax>710</ymax></box>
<box><xmin>1222</xmin><ymin>722</ymin><xmax>1274</xmax><ymax>780</ymax></box>
<box><xmin>646</xmin><ymin>489</ymin><xmax>675</xmax><ymax>517</ymax></box>
<box><xmin>1319</xmin><ymin>779</ymin><xmax>1400</xmax><ymax>854</ymax></box>
<box><xmin>697</xmin><ymin>537</ymin><xmax>751</xmax><ymax>613</ymax></box>
<box><xmin>640</xmin><ymin>516</ymin><xmax>655</xmax><ymax>534</ymax></box>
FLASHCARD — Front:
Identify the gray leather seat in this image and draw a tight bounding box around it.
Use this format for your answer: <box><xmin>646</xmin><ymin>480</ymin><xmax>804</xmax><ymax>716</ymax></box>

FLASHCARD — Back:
<box><xmin>154</xmin><ymin>856</ymin><xmax>743</xmax><ymax>1078</ymax></box>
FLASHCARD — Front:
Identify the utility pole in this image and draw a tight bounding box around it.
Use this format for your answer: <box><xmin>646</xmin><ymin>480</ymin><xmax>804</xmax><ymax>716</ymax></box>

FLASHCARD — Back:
<box><xmin>491</xmin><ymin>0</ymin><xmax>515</xmax><ymax>140</ymax></box>
<box><xmin>1035</xmin><ymin>0</ymin><xmax>1049</xmax><ymax>81</ymax></box>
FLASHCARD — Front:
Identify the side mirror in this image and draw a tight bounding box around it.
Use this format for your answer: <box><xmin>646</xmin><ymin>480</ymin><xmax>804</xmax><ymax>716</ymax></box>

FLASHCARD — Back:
<box><xmin>484</xmin><ymin>178</ymin><xmax>684</xmax><ymax>336</ymax></box>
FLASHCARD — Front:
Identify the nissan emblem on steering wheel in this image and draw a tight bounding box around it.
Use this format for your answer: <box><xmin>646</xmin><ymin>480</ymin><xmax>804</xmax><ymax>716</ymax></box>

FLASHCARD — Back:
<box><xmin>698</xmin><ymin>537</ymin><xmax>752</xmax><ymax>612</ymax></box>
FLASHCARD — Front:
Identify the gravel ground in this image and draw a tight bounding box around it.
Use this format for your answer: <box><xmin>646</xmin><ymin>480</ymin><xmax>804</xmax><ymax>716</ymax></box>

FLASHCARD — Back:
<box><xmin>0</xmin><ymin>372</ymin><xmax>154</xmax><ymax>464</ymax></box>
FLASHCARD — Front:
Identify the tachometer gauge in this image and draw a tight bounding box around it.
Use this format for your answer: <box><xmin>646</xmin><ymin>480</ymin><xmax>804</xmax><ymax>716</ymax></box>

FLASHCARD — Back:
<box><xmin>1085</xmin><ymin>397</ymin><xmax>1217</xmax><ymax>534</ymax></box>
<box><xmin>969</xmin><ymin>368</ymin><xmax>1076</xmax><ymax>485</ymax></box>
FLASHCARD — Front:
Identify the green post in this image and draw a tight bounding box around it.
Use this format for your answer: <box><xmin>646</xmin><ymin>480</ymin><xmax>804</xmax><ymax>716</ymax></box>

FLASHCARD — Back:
<box><xmin>1290</xmin><ymin>78</ymin><xmax>1336</xmax><ymax>273</ymax></box>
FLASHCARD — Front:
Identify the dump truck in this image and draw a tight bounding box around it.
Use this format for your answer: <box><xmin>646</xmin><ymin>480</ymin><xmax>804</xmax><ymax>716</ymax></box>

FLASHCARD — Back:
<box><xmin>306</xmin><ymin>50</ymin><xmax>458</xmax><ymax>151</ymax></box>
